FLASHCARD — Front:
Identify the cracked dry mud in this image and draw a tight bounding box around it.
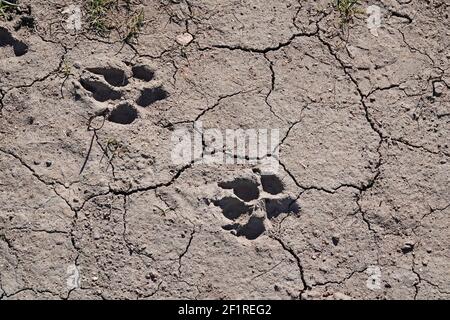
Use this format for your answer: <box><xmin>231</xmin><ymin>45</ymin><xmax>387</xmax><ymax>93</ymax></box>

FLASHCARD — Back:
<box><xmin>0</xmin><ymin>0</ymin><xmax>449</xmax><ymax>300</ymax></box>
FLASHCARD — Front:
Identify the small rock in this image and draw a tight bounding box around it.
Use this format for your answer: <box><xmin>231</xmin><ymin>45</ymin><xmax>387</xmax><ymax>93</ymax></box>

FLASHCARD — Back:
<box><xmin>176</xmin><ymin>33</ymin><xmax>194</xmax><ymax>46</ymax></box>
<box><xmin>319</xmin><ymin>266</ymin><xmax>329</xmax><ymax>273</ymax></box>
<box><xmin>433</xmin><ymin>81</ymin><xmax>445</xmax><ymax>97</ymax></box>
<box><xmin>93</xmin><ymin>230</ymin><xmax>101</xmax><ymax>240</ymax></box>
<box><xmin>401</xmin><ymin>241</ymin><xmax>415</xmax><ymax>254</ymax></box>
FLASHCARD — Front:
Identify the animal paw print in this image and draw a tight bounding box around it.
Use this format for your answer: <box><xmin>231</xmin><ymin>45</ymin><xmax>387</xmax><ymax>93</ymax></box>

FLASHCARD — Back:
<box><xmin>0</xmin><ymin>27</ymin><xmax>28</xmax><ymax>57</ymax></box>
<box><xmin>213</xmin><ymin>174</ymin><xmax>299</xmax><ymax>240</ymax></box>
<box><xmin>77</xmin><ymin>62</ymin><xmax>169</xmax><ymax>125</ymax></box>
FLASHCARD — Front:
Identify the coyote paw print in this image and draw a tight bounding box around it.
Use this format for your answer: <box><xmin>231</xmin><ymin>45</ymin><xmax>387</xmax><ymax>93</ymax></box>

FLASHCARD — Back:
<box><xmin>213</xmin><ymin>174</ymin><xmax>300</xmax><ymax>240</ymax></box>
<box><xmin>76</xmin><ymin>63</ymin><xmax>169</xmax><ymax>125</ymax></box>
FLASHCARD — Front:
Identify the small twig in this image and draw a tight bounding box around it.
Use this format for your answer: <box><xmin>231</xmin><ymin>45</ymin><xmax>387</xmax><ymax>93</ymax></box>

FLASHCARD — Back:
<box><xmin>79</xmin><ymin>111</ymin><xmax>109</xmax><ymax>175</ymax></box>
<box><xmin>1</xmin><ymin>1</ymin><xmax>19</xmax><ymax>6</ymax></box>
<box><xmin>154</xmin><ymin>205</ymin><xmax>170</xmax><ymax>216</ymax></box>
<box><xmin>79</xmin><ymin>133</ymin><xmax>96</xmax><ymax>175</ymax></box>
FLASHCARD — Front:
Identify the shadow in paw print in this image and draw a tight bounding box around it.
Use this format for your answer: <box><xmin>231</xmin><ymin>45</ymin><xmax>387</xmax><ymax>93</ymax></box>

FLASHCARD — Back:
<box><xmin>223</xmin><ymin>216</ymin><xmax>266</xmax><ymax>240</ymax></box>
<box><xmin>214</xmin><ymin>174</ymin><xmax>300</xmax><ymax>240</ymax></box>
<box><xmin>136</xmin><ymin>87</ymin><xmax>168</xmax><ymax>107</ymax></box>
<box><xmin>261</xmin><ymin>175</ymin><xmax>284</xmax><ymax>195</ymax></box>
<box><xmin>213</xmin><ymin>197</ymin><xmax>253</xmax><ymax>220</ymax></box>
<box><xmin>132</xmin><ymin>65</ymin><xmax>155</xmax><ymax>82</ymax></box>
<box><xmin>0</xmin><ymin>27</ymin><xmax>28</xmax><ymax>57</ymax></box>
<box><xmin>265</xmin><ymin>197</ymin><xmax>299</xmax><ymax>219</ymax></box>
<box><xmin>80</xmin><ymin>79</ymin><xmax>122</xmax><ymax>102</ymax></box>
<box><xmin>87</xmin><ymin>67</ymin><xmax>129</xmax><ymax>87</ymax></box>
<box><xmin>218</xmin><ymin>178</ymin><xmax>260</xmax><ymax>202</ymax></box>
<box><xmin>107</xmin><ymin>103</ymin><xmax>138</xmax><ymax>125</ymax></box>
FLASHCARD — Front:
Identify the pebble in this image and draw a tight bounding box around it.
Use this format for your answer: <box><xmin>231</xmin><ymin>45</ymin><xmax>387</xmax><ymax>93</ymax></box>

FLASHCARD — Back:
<box><xmin>93</xmin><ymin>230</ymin><xmax>101</xmax><ymax>240</ymax></box>
<box><xmin>433</xmin><ymin>81</ymin><xmax>445</xmax><ymax>97</ymax></box>
<box><xmin>401</xmin><ymin>241</ymin><xmax>415</xmax><ymax>253</ymax></box>
<box><xmin>319</xmin><ymin>266</ymin><xmax>328</xmax><ymax>273</ymax></box>
<box><xmin>176</xmin><ymin>33</ymin><xmax>194</xmax><ymax>46</ymax></box>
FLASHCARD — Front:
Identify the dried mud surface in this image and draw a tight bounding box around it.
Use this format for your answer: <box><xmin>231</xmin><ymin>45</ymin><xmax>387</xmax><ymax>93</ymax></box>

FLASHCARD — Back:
<box><xmin>0</xmin><ymin>0</ymin><xmax>449</xmax><ymax>300</ymax></box>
